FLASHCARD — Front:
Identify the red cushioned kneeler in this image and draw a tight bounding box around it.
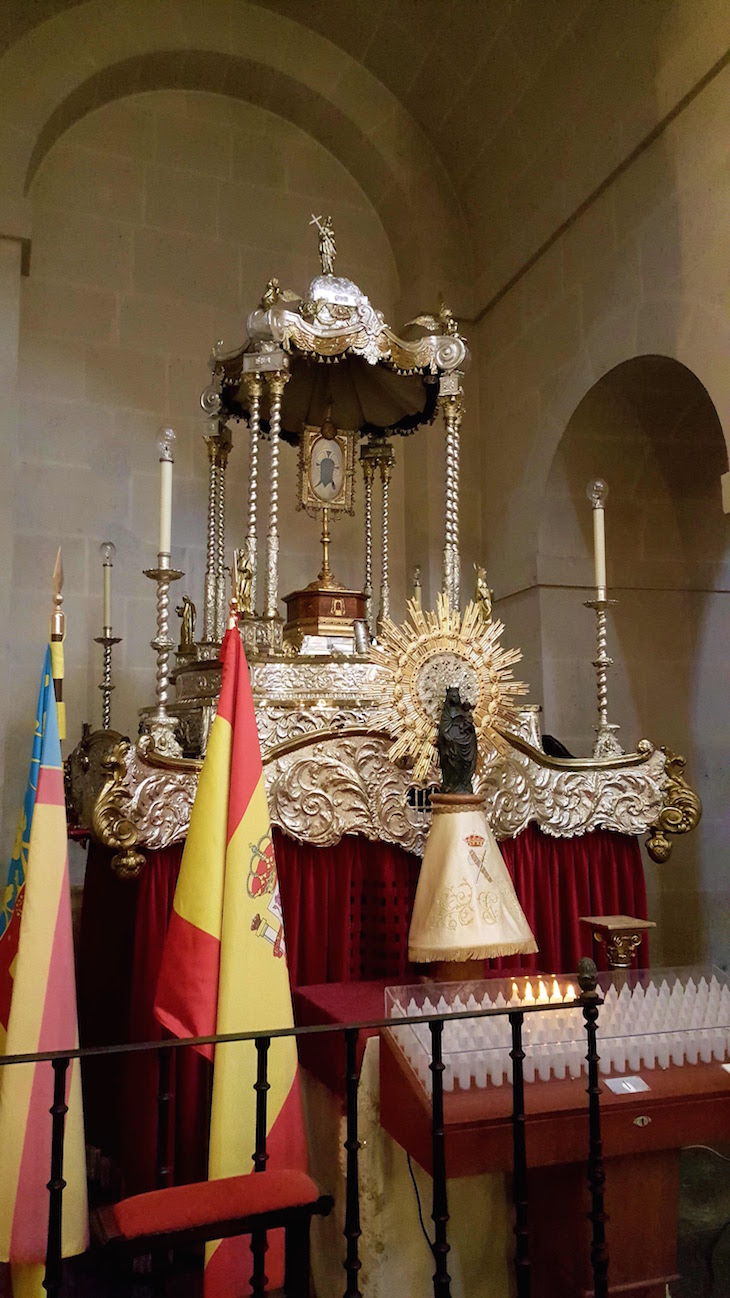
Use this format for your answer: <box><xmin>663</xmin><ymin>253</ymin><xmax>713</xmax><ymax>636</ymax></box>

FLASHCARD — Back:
<box><xmin>92</xmin><ymin>1169</ymin><xmax>333</xmax><ymax>1298</ymax></box>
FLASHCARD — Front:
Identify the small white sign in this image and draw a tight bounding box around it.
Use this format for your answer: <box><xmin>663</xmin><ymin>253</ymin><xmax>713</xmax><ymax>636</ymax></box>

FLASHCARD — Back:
<box><xmin>605</xmin><ymin>1076</ymin><xmax>650</xmax><ymax>1095</ymax></box>
<box><xmin>722</xmin><ymin>1064</ymin><xmax>730</xmax><ymax>1076</ymax></box>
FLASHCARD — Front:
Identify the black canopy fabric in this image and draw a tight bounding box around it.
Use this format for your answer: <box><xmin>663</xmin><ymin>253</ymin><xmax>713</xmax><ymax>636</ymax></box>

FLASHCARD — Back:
<box><xmin>220</xmin><ymin>351</ymin><xmax>439</xmax><ymax>443</ymax></box>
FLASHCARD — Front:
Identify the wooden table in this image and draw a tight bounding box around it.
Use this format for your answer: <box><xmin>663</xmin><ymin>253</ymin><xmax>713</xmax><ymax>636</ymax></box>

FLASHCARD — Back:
<box><xmin>380</xmin><ymin>1030</ymin><xmax>730</xmax><ymax>1296</ymax></box>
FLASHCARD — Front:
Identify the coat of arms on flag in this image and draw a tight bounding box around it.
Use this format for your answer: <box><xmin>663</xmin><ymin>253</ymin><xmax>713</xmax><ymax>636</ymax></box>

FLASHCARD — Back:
<box><xmin>155</xmin><ymin>627</ymin><xmax>307</xmax><ymax>1295</ymax></box>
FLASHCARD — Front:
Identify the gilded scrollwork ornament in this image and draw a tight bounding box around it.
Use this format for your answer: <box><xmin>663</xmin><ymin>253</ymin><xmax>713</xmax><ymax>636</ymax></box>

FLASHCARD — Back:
<box><xmin>646</xmin><ymin>748</ymin><xmax>702</xmax><ymax>863</ymax></box>
<box><xmin>91</xmin><ymin>739</ymin><xmax>145</xmax><ymax>879</ymax></box>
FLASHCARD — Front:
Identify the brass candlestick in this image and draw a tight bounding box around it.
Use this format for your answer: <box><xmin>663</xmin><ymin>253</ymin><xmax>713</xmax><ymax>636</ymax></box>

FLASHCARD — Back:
<box><xmin>143</xmin><ymin>551</ymin><xmax>183</xmax><ymax>756</ymax></box>
<box><xmin>94</xmin><ymin>630</ymin><xmax>122</xmax><ymax>730</ymax></box>
<box><xmin>318</xmin><ymin>507</ymin><xmax>336</xmax><ymax>588</ymax></box>
<box><xmin>584</xmin><ymin>596</ymin><xmax>623</xmax><ymax>758</ymax></box>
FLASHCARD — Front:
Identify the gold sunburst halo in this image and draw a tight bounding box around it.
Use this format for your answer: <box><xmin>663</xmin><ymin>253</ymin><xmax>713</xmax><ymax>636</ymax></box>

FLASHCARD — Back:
<box><xmin>370</xmin><ymin>593</ymin><xmax>529</xmax><ymax>784</ymax></box>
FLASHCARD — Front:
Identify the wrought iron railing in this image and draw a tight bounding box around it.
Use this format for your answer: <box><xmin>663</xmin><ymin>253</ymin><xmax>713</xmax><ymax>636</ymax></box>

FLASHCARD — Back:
<box><xmin>0</xmin><ymin>966</ymin><xmax>607</xmax><ymax>1298</ymax></box>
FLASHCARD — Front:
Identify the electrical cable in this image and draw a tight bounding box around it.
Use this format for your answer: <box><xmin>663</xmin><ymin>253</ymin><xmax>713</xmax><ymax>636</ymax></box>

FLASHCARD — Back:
<box><xmin>407</xmin><ymin>1153</ymin><xmax>435</xmax><ymax>1256</ymax></box>
<box><xmin>684</xmin><ymin>1144</ymin><xmax>730</xmax><ymax>1163</ymax></box>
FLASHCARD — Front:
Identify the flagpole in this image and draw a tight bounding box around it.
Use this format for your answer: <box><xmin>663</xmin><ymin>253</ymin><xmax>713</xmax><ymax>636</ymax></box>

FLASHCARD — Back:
<box><xmin>50</xmin><ymin>548</ymin><xmax>65</xmax><ymax>741</ymax></box>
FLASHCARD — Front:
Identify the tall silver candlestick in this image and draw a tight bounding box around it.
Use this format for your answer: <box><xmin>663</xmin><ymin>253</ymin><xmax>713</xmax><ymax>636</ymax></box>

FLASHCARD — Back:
<box><xmin>584</xmin><ymin>596</ymin><xmax>622</xmax><ymax>756</ymax></box>
<box><xmin>94</xmin><ymin>631</ymin><xmax>121</xmax><ymax>730</ymax></box>
<box><xmin>143</xmin><ymin>551</ymin><xmax>183</xmax><ymax>756</ymax></box>
<box><xmin>95</xmin><ymin>541</ymin><xmax>121</xmax><ymax>730</ymax></box>
<box><xmin>585</xmin><ymin>478</ymin><xmax>622</xmax><ymax>757</ymax></box>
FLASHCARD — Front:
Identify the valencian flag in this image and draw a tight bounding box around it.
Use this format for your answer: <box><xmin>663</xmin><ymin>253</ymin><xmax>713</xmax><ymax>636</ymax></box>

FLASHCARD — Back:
<box><xmin>0</xmin><ymin>645</ymin><xmax>88</xmax><ymax>1296</ymax></box>
<box><xmin>155</xmin><ymin>627</ymin><xmax>307</xmax><ymax>1295</ymax></box>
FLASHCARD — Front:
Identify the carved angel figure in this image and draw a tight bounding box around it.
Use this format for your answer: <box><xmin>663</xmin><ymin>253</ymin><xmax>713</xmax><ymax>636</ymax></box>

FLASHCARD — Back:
<box><xmin>175</xmin><ymin>594</ymin><xmax>196</xmax><ymax>650</ymax></box>
<box><xmin>474</xmin><ymin>564</ymin><xmax>493</xmax><ymax>622</ymax></box>
<box><xmin>261</xmin><ymin>278</ymin><xmax>301</xmax><ymax>309</ymax></box>
<box><xmin>233</xmin><ymin>548</ymin><xmax>254</xmax><ymax>616</ymax></box>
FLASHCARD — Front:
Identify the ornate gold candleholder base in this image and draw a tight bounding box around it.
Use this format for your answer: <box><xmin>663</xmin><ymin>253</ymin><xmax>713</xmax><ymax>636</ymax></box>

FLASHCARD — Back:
<box><xmin>580</xmin><ymin>914</ymin><xmax>656</xmax><ymax>969</ymax></box>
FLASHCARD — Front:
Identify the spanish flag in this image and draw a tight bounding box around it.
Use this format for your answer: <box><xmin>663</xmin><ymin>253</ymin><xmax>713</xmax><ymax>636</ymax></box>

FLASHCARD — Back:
<box><xmin>155</xmin><ymin>628</ymin><xmax>306</xmax><ymax>1295</ymax></box>
<box><xmin>0</xmin><ymin>646</ymin><xmax>88</xmax><ymax>1296</ymax></box>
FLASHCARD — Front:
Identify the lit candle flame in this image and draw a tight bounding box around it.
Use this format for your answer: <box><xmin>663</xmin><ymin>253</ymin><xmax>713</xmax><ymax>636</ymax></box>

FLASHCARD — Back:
<box><xmin>564</xmin><ymin>984</ymin><xmax>576</xmax><ymax>1002</ymax></box>
<box><xmin>550</xmin><ymin>978</ymin><xmax>562</xmax><ymax>1003</ymax></box>
<box><xmin>537</xmin><ymin>979</ymin><xmax>549</xmax><ymax>1003</ymax></box>
<box><xmin>524</xmin><ymin>980</ymin><xmax>535</xmax><ymax>1004</ymax></box>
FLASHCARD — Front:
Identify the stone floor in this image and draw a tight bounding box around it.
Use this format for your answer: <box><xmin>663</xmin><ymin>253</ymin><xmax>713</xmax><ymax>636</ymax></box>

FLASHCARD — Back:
<box><xmin>675</xmin><ymin>1146</ymin><xmax>730</xmax><ymax>1298</ymax></box>
<box><xmin>2</xmin><ymin>1145</ymin><xmax>729</xmax><ymax>1295</ymax></box>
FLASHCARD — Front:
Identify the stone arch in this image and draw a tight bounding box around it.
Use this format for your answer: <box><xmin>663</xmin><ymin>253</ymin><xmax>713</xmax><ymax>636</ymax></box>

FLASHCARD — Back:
<box><xmin>0</xmin><ymin>0</ymin><xmax>472</xmax><ymax>317</ymax></box>
<box><xmin>538</xmin><ymin>355</ymin><xmax>730</xmax><ymax>964</ymax></box>
<box><xmin>538</xmin><ymin>354</ymin><xmax>728</xmax><ymax>592</ymax></box>
<box><xmin>534</xmin><ymin>330</ymin><xmax>727</xmax><ymax>506</ymax></box>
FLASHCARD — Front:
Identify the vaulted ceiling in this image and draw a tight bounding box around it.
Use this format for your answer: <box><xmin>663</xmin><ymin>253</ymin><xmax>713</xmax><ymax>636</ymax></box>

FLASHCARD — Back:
<box><xmin>3</xmin><ymin>0</ymin><xmax>728</xmax><ymax>307</ymax></box>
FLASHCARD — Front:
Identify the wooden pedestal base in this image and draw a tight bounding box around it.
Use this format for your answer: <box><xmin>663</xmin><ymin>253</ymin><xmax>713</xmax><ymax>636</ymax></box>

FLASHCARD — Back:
<box><xmin>431</xmin><ymin>959</ymin><xmax>486</xmax><ymax>982</ymax></box>
<box><xmin>528</xmin><ymin>1150</ymin><xmax>680</xmax><ymax>1296</ymax></box>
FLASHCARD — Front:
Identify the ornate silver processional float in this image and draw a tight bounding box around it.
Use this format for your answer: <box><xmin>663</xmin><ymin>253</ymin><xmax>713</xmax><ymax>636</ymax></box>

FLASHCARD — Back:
<box><xmin>67</xmin><ymin>221</ymin><xmax>701</xmax><ymax>877</ymax></box>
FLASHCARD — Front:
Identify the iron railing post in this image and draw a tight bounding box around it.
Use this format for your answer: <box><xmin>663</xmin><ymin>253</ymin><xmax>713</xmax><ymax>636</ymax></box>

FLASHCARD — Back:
<box><xmin>43</xmin><ymin>1056</ymin><xmax>70</xmax><ymax>1298</ymax></box>
<box><xmin>343</xmin><ymin>1027</ymin><xmax>362</xmax><ymax>1297</ymax></box>
<box><xmin>510</xmin><ymin>1010</ymin><xmax>530</xmax><ymax>1298</ymax></box>
<box><xmin>429</xmin><ymin>1018</ymin><xmax>451</xmax><ymax>1297</ymax></box>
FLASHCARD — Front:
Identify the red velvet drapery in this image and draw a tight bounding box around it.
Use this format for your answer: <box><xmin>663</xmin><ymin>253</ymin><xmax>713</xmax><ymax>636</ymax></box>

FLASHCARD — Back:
<box><xmin>77</xmin><ymin>824</ymin><xmax>647</xmax><ymax>1192</ymax></box>
<box><xmin>78</xmin><ymin>842</ymin><xmax>209</xmax><ymax>1195</ymax></box>
<box><xmin>274</xmin><ymin>823</ymin><xmax>649</xmax><ymax>987</ymax></box>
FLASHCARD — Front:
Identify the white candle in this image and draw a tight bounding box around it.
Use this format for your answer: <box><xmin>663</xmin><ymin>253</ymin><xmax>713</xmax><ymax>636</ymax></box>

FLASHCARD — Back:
<box><xmin>593</xmin><ymin>506</ymin><xmax>606</xmax><ymax>591</ymax></box>
<box><xmin>103</xmin><ymin>564</ymin><xmax>111</xmax><ymax>627</ymax></box>
<box><xmin>157</xmin><ymin>428</ymin><xmax>175</xmax><ymax>555</ymax></box>
<box><xmin>99</xmin><ymin>540</ymin><xmax>116</xmax><ymax>629</ymax></box>
<box><xmin>587</xmin><ymin>478</ymin><xmax>608</xmax><ymax>594</ymax></box>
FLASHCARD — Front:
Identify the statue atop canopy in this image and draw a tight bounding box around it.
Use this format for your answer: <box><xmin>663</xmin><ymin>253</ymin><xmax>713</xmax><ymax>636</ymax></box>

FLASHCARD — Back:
<box><xmin>310</xmin><ymin>213</ymin><xmax>336</xmax><ymax>275</ymax></box>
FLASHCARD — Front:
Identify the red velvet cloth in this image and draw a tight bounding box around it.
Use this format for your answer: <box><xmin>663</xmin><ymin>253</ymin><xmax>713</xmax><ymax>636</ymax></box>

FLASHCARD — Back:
<box><xmin>123</xmin><ymin>844</ymin><xmax>211</xmax><ymax>1195</ymax></box>
<box><xmin>77</xmin><ymin>841</ymin><xmax>141</xmax><ymax>1166</ymax></box>
<box><xmin>274</xmin><ymin>823</ymin><xmax>649</xmax><ymax>987</ymax></box>
<box><xmin>273</xmin><ymin>828</ymin><xmax>421</xmax><ymax>986</ymax></box>
<box><xmin>496</xmin><ymin>823</ymin><xmax>649</xmax><ymax>973</ymax></box>
<box><xmin>78</xmin><ymin>824</ymin><xmax>647</xmax><ymax>1193</ymax></box>
<box><xmin>78</xmin><ymin>843</ymin><xmax>210</xmax><ymax>1196</ymax></box>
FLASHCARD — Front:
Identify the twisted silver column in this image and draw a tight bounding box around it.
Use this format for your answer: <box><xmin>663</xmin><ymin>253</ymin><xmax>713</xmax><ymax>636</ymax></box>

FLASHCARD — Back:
<box><xmin>143</xmin><ymin>552</ymin><xmax>183</xmax><ymax>756</ymax></box>
<box><xmin>214</xmin><ymin>434</ymin><xmax>231</xmax><ymax>640</ymax></box>
<box><xmin>360</xmin><ymin>450</ymin><xmax>375</xmax><ymax>633</ymax></box>
<box><xmin>244</xmin><ymin>374</ymin><xmax>262</xmax><ymax>614</ymax></box>
<box><xmin>94</xmin><ymin>630</ymin><xmax>121</xmax><ymax>730</ymax></box>
<box><xmin>264</xmin><ymin>371</ymin><xmax>289</xmax><ymax>620</ymax></box>
<box><xmin>441</xmin><ymin>393</ymin><xmax>463</xmax><ymax>608</ymax></box>
<box><xmin>202</xmin><ymin>424</ymin><xmax>232</xmax><ymax>642</ymax></box>
<box><xmin>203</xmin><ymin>427</ymin><xmax>221</xmax><ymax>642</ymax></box>
<box><xmin>585</xmin><ymin>596</ymin><xmax>623</xmax><ymax>758</ymax></box>
<box><xmin>376</xmin><ymin>444</ymin><xmax>394</xmax><ymax>636</ymax></box>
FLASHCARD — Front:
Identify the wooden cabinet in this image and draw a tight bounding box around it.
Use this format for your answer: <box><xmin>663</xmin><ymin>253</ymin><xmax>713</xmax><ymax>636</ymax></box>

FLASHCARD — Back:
<box><xmin>380</xmin><ymin>1030</ymin><xmax>730</xmax><ymax>1295</ymax></box>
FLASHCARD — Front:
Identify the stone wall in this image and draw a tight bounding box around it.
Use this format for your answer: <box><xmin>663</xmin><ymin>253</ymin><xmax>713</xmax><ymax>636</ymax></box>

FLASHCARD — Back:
<box><xmin>537</xmin><ymin>359</ymin><xmax>729</xmax><ymax>966</ymax></box>
<box><xmin>1</xmin><ymin>0</ymin><xmax>728</xmax><ymax>969</ymax></box>
<box><xmin>477</xmin><ymin>48</ymin><xmax>730</xmax><ymax>967</ymax></box>
<box><xmin>6</xmin><ymin>88</ymin><xmax>401</xmax><ymax>843</ymax></box>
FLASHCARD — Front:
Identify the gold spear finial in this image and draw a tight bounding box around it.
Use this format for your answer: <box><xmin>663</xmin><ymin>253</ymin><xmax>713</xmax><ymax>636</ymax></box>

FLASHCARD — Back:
<box><xmin>51</xmin><ymin>547</ymin><xmax>64</xmax><ymax>639</ymax></box>
<box><xmin>50</xmin><ymin>547</ymin><xmax>66</xmax><ymax>738</ymax></box>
